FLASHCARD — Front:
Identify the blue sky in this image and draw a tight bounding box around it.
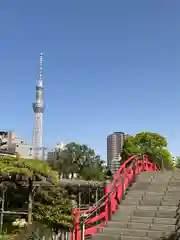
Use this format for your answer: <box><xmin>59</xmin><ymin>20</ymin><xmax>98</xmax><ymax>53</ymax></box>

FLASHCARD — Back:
<box><xmin>1</xmin><ymin>0</ymin><xmax>180</xmax><ymax>159</ymax></box>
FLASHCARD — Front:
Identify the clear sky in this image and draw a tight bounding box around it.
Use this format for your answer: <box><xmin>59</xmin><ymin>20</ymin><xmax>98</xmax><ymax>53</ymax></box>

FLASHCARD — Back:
<box><xmin>1</xmin><ymin>0</ymin><xmax>180</xmax><ymax>159</ymax></box>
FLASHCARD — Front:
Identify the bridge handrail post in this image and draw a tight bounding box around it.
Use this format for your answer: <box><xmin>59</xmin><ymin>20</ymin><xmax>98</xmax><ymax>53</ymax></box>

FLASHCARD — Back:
<box><xmin>105</xmin><ymin>177</ymin><xmax>112</xmax><ymax>222</ymax></box>
<box><xmin>132</xmin><ymin>158</ymin><xmax>136</xmax><ymax>182</ymax></box>
<box><xmin>72</xmin><ymin>209</ymin><xmax>80</xmax><ymax>240</ymax></box>
<box><xmin>80</xmin><ymin>213</ymin><xmax>87</xmax><ymax>240</ymax></box>
<box><xmin>142</xmin><ymin>154</ymin><xmax>145</xmax><ymax>171</ymax></box>
<box><xmin>121</xmin><ymin>174</ymin><xmax>125</xmax><ymax>200</ymax></box>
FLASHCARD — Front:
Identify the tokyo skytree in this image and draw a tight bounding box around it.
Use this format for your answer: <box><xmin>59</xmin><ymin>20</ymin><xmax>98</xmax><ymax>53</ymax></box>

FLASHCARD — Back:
<box><xmin>32</xmin><ymin>53</ymin><xmax>44</xmax><ymax>160</ymax></box>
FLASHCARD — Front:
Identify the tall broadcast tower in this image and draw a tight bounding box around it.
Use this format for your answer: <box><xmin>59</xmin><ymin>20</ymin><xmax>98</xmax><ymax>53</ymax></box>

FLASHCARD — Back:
<box><xmin>32</xmin><ymin>53</ymin><xmax>44</xmax><ymax>160</ymax></box>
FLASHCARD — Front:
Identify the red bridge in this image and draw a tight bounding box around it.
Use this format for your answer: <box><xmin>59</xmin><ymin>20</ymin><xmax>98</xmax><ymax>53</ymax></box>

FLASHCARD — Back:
<box><xmin>71</xmin><ymin>154</ymin><xmax>160</xmax><ymax>240</ymax></box>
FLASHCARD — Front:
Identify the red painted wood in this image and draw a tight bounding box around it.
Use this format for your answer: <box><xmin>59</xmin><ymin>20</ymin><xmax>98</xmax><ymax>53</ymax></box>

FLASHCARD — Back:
<box><xmin>72</xmin><ymin>154</ymin><xmax>160</xmax><ymax>240</ymax></box>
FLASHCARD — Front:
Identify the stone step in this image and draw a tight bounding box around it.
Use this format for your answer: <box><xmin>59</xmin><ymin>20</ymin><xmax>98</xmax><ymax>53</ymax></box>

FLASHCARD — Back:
<box><xmin>120</xmin><ymin>237</ymin><xmax>152</xmax><ymax>240</ymax></box>
<box><xmin>153</xmin><ymin>175</ymin><xmax>172</xmax><ymax>178</ymax></box>
<box><xmin>140</xmin><ymin>199</ymin><xmax>162</xmax><ymax>205</ymax></box>
<box><xmin>137</xmin><ymin>172</ymin><xmax>155</xmax><ymax>178</ymax></box>
<box><xmin>168</xmin><ymin>185</ymin><xmax>180</xmax><ymax>188</ymax></box>
<box><xmin>107</xmin><ymin>221</ymin><xmax>149</xmax><ymax>230</ymax></box>
<box><xmin>132</xmin><ymin>184</ymin><xmax>152</xmax><ymax>190</ymax></box>
<box><xmin>143</xmin><ymin>195</ymin><xmax>162</xmax><ymax>200</ymax></box>
<box><xmin>166</xmin><ymin>189</ymin><xmax>180</xmax><ymax>193</ymax></box>
<box><xmin>111</xmin><ymin>213</ymin><xmax>131</xmax><ymax>222</ymax></box>
<box><xmin>159</xmin><ymin>201</ymin><xmax>178</xmax><ymax>206</ymax></box>
<box><xmin>161</xmin><ymin>201</ymin><xmax>179</xmax><ymax>207</ymax></box>
<box><xmin>171</xmin><ymin>180</ymin><xmax>180</xmax><ymax>183</ymax></box>
<box><xmin>156</xmin><ymin>211</ymin><xmax>177</xmax><ymax>218</ymax></box>
<box><xmin>149</xmin><ymin>223</ymin><xmax>176</xmax><ymax>232</ymax></box>
<box><xmin>136</xmin><ymin>205</ymin><xmax>177</xmax><ymax>211</ymax></box>
<box><xmin>152</xmin><ymin>179</ymin><xmax>171</xmax><ymax>183</ymax></box>
<box><xmin>91</xmin><ymin>233</ymin><xmax>152</xmax><ymax>240</ymax></box>
<box><xmin>130</xmin><ymin>222</ymin><xmax>175</xmax><ymax>232</ymax></box>
<box><xmin>130</xmin><ymin>216</ymin><xmax>177</xmax><ymax>225</ymax></box>
<box><xmin>118</xmin><ymin>206</ymin><xmax>137</xmax><ymax>212</ymax></box>
<box><xmin>121</xmin><ymin>199</ymin><xmax>140</xmax><ymax>205</ymax></box>
<box><xmin>136</xmin><ymin>177</ymin><xmax>153</xmax><ymax>182</ymax></box>
<box><xmin>151</xmin><ymin>185</ymin><xmax>167</xmax><ymax>189</ymax></box>
<box><xmin>136</xmin><ymin>206</ymin><xmax>158</xmax><ymax>211</ymax></box>
<box><xmin>106</xmin><ymin>221</ymin><xmax>176</xmax><ymax>232</ymax></box>
<box><xmin>163</xmin><ymin>195</ymin><xmax>180</xmax><ymax>200</ymax></box>
<box><xmin>167</xmin><ymin>192</ymin><xmax>180</xmax><ymax>196</ymax></box>
<box><xmin>150</xmin><ymin>180</ymin><xmax>169</xmax><ymax>183</ymax></box>
<box><xmin>145</xmin><ymin>192</ymin><xmax>165</xmax><ymax>196</ymax></box>
<box><xmin>147</xmin><ymin>187</ymin><xmax>167</xmax><ymax>192</ymax></box>
<box><xmin>164</xmin><ymin>194</ymin><xmax>180</xmax><ymax>199</ymax></box>
<box><xmin>118</xmin><ymin>204</ymin><xmax>178</xmax><ymax>214</ymax></box>
<box><xmin>153</xmin><ymin>174</ymin><xmax>170</xmax><ymax>177</ymax></box>
<box><xmin>133</xmin><ymin>209</ymin><xmax>177</xmax><ymax>218</ymax></box>
<box><xmin>91</xmin><ymin>233</ymin><xmax>120</xmax><ymax>240</ymax></box>
<box><xmin>167</xmin><ymin>186</ymin><xmax>180</xmax><ymax>189</ymax></box>
<box><xmin>163</xmin><ymin>195</ymin><xmax>180</xmax><ymax>201</ymax></box>
<box><xmin>128</xmin><ymin>191</ymin><xmax>145</xmax><ymax>196</ymax></box>
<box><xmin>112</xmin><ymin>207</ymin><xmax>134</xmax><ymax>219</ymax></box>
<box><xmin>150</xmin><ymin>182</ymin><xmax>170</xmax><ymax>186</ymax></box>
<box><xmin>124</xmin><ymin>195</ymin><xmax>142</xmax><ymax>200</ymax></box>
<box><xmin>158</xmin><ymin>206</ymin><xmax>177</xmax><ymax>211</ymax></box>
<box><xmin>102</xmin><ymin>228</ymin><xmax>165</xmax><ymax>239</ymax></box>
<box><xmin>171</xmin><ymin>179</ymin><xmax>180</xmax><ymax>182</ymax></box>
<box><xmin>135</xmin><ymin>179</ymin><xmax>154</xmax><ymax>184</ymax></box>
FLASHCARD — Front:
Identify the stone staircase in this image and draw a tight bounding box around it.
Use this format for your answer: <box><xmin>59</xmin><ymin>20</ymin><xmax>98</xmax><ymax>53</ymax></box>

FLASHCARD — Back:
<box><xmin>91</xmin><ymin>170</ymin><xmax>180</xmax><ymax>240</ymax></box>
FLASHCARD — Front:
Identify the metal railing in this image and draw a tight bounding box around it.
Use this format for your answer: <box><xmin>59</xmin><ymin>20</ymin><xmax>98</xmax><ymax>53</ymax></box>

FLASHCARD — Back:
<box><xmin>14</xmin><ymin>222</ymin><xmax>71</xmax><ymax>240</ymax></box>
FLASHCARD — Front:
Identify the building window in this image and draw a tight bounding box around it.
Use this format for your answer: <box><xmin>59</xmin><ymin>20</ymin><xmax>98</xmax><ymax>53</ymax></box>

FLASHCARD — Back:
<box><xmin>29</xmin><ymin>148</ymin><xmax>32</xmax><ymax>156</ymax></box>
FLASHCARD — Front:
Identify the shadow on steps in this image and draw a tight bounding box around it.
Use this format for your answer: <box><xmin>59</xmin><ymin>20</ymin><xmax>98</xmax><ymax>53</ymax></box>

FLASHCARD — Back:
<box><xmin>160</xmin><ymin>232</ymin><xmax>179</xmax><ymax>239</ymax></box>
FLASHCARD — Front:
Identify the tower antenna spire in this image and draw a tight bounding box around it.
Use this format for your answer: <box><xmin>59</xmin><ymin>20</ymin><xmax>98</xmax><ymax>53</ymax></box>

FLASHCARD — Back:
<box><xmin>38</xmin><ymin>52</ymin><xmax>43</xmax><ymax>87</ymax></box>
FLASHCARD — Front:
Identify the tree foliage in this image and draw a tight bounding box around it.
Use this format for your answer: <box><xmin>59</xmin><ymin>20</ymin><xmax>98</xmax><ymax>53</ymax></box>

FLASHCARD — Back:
<box><xmin>48</xmin><ymin>142</ymin><xmax>106</xmax><ymax>181</ymax></box>
<box><xmin>121</xmin><ymin>132</ymin><xmax>172</xmax><ymax>169</ymax></box>
<box><xmin>0</xmin><ymin>156</ymin><xmax>73</xmax><ymax>233</ymax></box>
<box><xmin>33</xmin><ymin>185</ymin><xmax>74</xmax><ymax>231</ymax></box>
<box><xmin>0</xmin><ymin>156</ymin><xmax>58</xmax><ymax>183</ymax></box>
<box><xmin>173</xmin><ymin>156</ymin><xmax>180</xmax><ymax>168</ymax></box>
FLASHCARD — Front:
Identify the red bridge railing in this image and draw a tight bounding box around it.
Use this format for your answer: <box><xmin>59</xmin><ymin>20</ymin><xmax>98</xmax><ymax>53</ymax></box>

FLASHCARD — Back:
<box><xmin>71</xmin><ymin>154</ymin><xmax>160</xmax><ymax>240</ymax></box>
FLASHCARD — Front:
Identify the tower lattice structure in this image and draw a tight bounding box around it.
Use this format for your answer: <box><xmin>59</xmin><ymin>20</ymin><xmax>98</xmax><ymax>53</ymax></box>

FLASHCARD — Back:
<box><xmin>32</xmin><ymin>53</ymin><xmax>44</xmax><ymax>160</ymax></box>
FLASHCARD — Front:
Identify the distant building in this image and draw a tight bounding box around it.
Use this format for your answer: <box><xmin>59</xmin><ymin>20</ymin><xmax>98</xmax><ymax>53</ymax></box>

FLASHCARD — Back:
<box><xmin>107</xmin><ymin>132</ymin><xmax>125</xmax><ymax>172</ymax></box>
<box><xmin>0</xmin><ymin>131</ymin><xmax>34</xmax><ymax>159</ymax></box>
<box><xmin>47</xmin><ymin>142</ymin><xmax>66</xmax><ymax>161</ymax></box>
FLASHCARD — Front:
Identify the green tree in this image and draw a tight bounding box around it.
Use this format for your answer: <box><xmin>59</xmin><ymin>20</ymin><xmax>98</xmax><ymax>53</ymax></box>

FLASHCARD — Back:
<box><xmin>173</xmin><ymin>156</ymin><xmax>180</xmax><ymax>168</ymax></box>
<box><xmin>121</xmin><ymin>132</ymin><xmax>173</xmax><ymax>169</ymax></box>
<box><xmin>0</xmin><ymin>156</ymin><xmax>73</xmax><ymax>231</ymax></box>
<box><xmin>121</xmin><ymin>135</ymin><xmax>141</xmax><ymax>161</ymax></box>
<box><xmin>33</xmin><ymin>185</ymin><xmax>73</xmax><ymax>231</ymax></box>
<box><xmin>49</xmin><ymin>142</ymin><xmax>106</xmax><ymax>181</ymax></box>
<box><xmin>134</xmin><ymin>132</ymin><xmax>167</xmax><ymax>149</ymax></box>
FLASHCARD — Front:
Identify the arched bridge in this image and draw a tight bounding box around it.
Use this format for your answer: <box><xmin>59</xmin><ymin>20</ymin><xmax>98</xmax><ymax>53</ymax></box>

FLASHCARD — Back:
<box><xmin>71</xmin><ymin>154</ymin><xmax>180</xmax><ymax>239</ymax></box>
